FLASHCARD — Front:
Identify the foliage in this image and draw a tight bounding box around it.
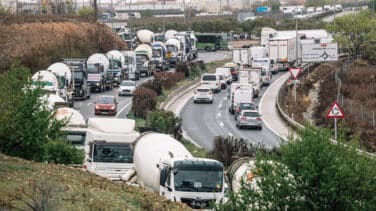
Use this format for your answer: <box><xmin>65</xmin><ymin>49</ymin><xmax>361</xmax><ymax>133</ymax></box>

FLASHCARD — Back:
<box><xmin>242</xmin><ymin>17</ymin><xmax>276</xmax><ymax>37</ymax></box>
<box><xmin>141</xmin><ymin>79</ymin><xmax>163</xmax><ymax>96</ymax></box>
<box><xmin>269</xmin><ymin>0</ymin><xmax>281</xmax><ymax>11</ymax></box>
<box><xmin>277</xmin><ymin>18</ymin><xmax>327</xmax><ymax>31</ymax></box>
<box><xmin>219</xmin><ymin>126</ymin><xmax>376</xmax><ymax>210</ymax></box>
<box><xmin>175</xmin><ymin>62</ymin><xmax>190</xmax><ymax>77</ymax></box>
<box><xmin>145</xmin><ymin>110</ymin><xmax>182</xmax><ymax>140</ymax></box>
<box><xmin>43</xmin><ymin>140</ymin><xmax>84</xmax><ymax>164</ymax></box>
<box><xmin>77</xmin><ymin>7</ymin><xmax>94</xmax><ymax>17</ymax></box>
<box><xmin>305</xmin><ymin>0</ymin><xmax>331</xmax><ymax>7</ymax></box>
<box><xmin>153</xmin><ymin>72</ymin><xmax>185</xmax><ymax>89</ymax></box>
<box><xmin>131</xmin><ymin>87</ymin><xmax>157</xmax><ymax>118</ymax></box>
<box><xmin>327</xmin><ymin>11</ymin><xmax>376</xmax><ymax>59</ymax></box>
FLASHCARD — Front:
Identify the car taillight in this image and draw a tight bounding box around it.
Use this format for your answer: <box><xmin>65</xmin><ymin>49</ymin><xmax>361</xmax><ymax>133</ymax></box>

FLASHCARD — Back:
<box><xmin>241</xmin><ymin>117</ymin><xmax>247</xmax><ymax>121</ymax></box>
<box><xmin>95</xmin><ymin>105</ymin><xmax>99</xmax><ymax>109</ymax></box>
<box><xmin>256</xmin><ymin>117</ymin><xmax>262</xmax><ymax>121</ymax></box>
<box><xmin>236</xmin><ymin>108</ymin><xmax>240</xmax><ymax>113</ymax></box>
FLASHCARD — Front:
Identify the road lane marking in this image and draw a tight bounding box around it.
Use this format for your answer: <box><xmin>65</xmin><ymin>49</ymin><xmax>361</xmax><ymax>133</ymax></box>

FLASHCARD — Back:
<box><xmin>228</xmin><ymin>132</ymin><xmax>233</xmax><ymax>136</ymax></box>
<box><xmin>116</xmin><ymin>101</ymin><xmax>132</xmax><ymax>118</ymax></box>
<box><xmin>217</xmin><ymin>113</ymin><xmax>221</xmax><ymax>117</ymax></box>
<box><xmin>220</xmin><ymin>122</ymin><xmax>224</xmax><ymax>127</ymax></box>
<box><xmin>87</xmin><ymin>102</ymin><xmax>92</xmax><ymax>106</ymax></box>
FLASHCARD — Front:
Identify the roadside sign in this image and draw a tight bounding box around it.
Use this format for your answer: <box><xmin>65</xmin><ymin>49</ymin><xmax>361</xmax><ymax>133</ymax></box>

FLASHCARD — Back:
<box><xmin>287</xmin><ymin>79</ymin><xmax>300</xmax><ymax>85</ymax></box>
<box><xmin>302</xmin><ymin>43</ymin><xmax>338</xmax><ymax>62</ymax></box>
<box><xmin>289</xmin><ymin>68</ymin><xmax>301</xmax><ymax>79</ymax></box>
<box><xmin>326</xmin><ymin>101</ymin><xmax>345</xmax><ymax>119</ymax></box>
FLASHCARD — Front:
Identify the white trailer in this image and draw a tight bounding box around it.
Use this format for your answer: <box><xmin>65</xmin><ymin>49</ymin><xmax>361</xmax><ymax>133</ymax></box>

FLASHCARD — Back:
<box><xmin>83</xmin><ymin>118</ymin><xmax>140</xmax><ymax>181</ymax></box>
<box><xmin>232</xmin><ymin>48</ymin><xmax>250</xmax><ymax>66</ymax></box>
<box><xmin>228</xmin><ymin>83</ymin><xmax>253</xmax><ymax>114</ymax></box>
<box><xmin>240</xmin><ymin>68</ymin><xmax>262</xmax><ymax>97</ymax></box>
<box><xmin>249</xmin><ymin>46</ymin><xmax>268</xmax><ymax>61</ymax></box>
<box><xmin>268</xmin><ymin>36</ymin><xmax>297</xmax><ymax>71</ymax></box>
<box><xmin>121</xmin><ymin>51</ymin><xmax>138</xmax><ymax>81</ymax></box>
<box><xmin>125</xmin><ymin>132</ymin><xmax>225</xmax><ymax>209</ymax></box>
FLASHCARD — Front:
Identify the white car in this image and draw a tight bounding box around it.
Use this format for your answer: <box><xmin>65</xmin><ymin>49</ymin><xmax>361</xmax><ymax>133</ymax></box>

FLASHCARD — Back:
<box><xmin>118</xmin><ymin>80</ymin><xmax>137</xmax><ymax>96</ymax></box>
<box><xmin>193</xmin><ymin>85</ymin><xmax>213</xmax><ymax>104</ymax></box>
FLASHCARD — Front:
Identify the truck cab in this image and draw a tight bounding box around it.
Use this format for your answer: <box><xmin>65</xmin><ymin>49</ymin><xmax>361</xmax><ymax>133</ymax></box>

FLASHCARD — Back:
<box><xmin>84</xmin><ymin>118</ymin><xmax>140</xmax><ymax>180</ymax></box>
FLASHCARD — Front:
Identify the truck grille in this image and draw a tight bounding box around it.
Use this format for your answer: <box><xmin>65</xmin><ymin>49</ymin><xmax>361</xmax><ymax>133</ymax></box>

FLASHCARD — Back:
<box><xmin>180</xmin><ymin>198</ymin><xmax>215</xmax><ymax>209</ymax></box>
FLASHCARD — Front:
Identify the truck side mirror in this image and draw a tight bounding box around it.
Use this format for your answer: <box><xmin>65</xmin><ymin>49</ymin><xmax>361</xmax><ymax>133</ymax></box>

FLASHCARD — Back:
<box><xmin>167</xmin><ymin>185</ymin><xmax>172</xmax><ymax>192</ymax></box>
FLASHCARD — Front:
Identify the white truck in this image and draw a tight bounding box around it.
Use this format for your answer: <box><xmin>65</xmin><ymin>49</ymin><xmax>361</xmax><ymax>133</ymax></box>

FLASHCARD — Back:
<box><xmin>238</xmin><ymin>68</ymin><xmax>261</xmax><ymax>97</ymax></box>
<box><xmin>55</xmin><ymin>107</ymin><xmax>87</xmax><ymax>149</ymax></box>
<box><xmin>151</xmin><ymin>41</ymin><xmax>169</xmax><ymax>71</ymax></box>
<box><xmin>165</xmin><ymin>38</ymin><xmax>182</xmax><ymax>66</ymax></box>
<box><xmin>121</xmin><ymin>51</ymin><xmax>138</xmax><ymax>81</ymax></box>
<box><xmin>136</xmin><ymin>29</ymin><xmax>154</xmax><ymax>44</ymax></box>
<box><xmin>135</xmin><ymin>44</ymin><xmax>154</xmax><ymax>77</ymax></box>
<box><xmin>47</xmin><ymin>63</ymin><xmax>75</xmax><ymax>107</ymax></box>
<box><xmin>249</xmin><ymin>46</ymin><xmax>268</xmax><ymax>61</ymax></box>
<box><xmin>164</xmin><ymin>30</ymin><xmax>178</xmax><ymax>41</ymax></box>
<box><xmin>228</xmin><ymin>83</ymin><xmax>254</xmax><ymax>114</ymax></box>
<box><xmin>260</xmin><ymin>27</ymin><xmax>277</xmax><ymax>48</ymax></box>
<box><xmin>106</xmin><ymin>50</ymin><xmax>127</xmax><ymax>86</ymax></box>
<box><xmin>124</xmin><ymin>132</ymin><xmax>225</xmax><ymax>209</ymax></box>
<box><xmin>252</xmin><ymin>57</ymin><xmax>274</xmax><ymax>85</ymax></box>
<box><xmin>87</xmin><ymin>53</ymin><xmax>113</xmax><ymax>92</ymax></box>
<box><xmin>83</xmin><ymin>118</ymin><xmax>140</xmax><ymax>180</ymax></box>
<box><xmin>215</xmin><ymin>67</ymin><xmax>232</xmax><ymax>85</ymax></box>
<box><xmin>232</xmin><ymin>48</ymin><xmax>250</xmax><ymax>66</ymax></box>
<box><xmin>268</xmin><ymin>36</ymin><xmax>297</xmax><ymax>71</ymax></box>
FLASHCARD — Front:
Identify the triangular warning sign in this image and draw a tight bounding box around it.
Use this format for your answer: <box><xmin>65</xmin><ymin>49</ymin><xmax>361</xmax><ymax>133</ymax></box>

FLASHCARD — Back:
<box><xmin>326</xmin><ymin>101</ymin><xmax>345</xmax><ymax>119</ymax></box>
<box><xmin>289</xmin><ymin>68</ymin><xmax>302</xmax><ymax>79</ymax></box>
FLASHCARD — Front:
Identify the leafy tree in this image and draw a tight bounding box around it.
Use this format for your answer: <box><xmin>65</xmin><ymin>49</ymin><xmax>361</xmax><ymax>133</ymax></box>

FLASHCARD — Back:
<box><xmin>77</xmin><ymin>7</ymin><xmax>94</xmax><ymax>17</ymax></box>
<box><xmin>269</xmin><ymin>0</ymin><xmax>281</xmax><ymax>11</ymax></box>
<box><xmin>218</xmin><ymin>126</ymin><xmax>376</xmax><ymax>210</ymax></box>
<box><xmin>327</xmin><ymin>10</ymin><xmax>376</xmax><ymax>58</ymax></box>
<box><xmin>305</xmin><ymin>0</ymin><xmax>331</xmax><ymax>8</ymax></box>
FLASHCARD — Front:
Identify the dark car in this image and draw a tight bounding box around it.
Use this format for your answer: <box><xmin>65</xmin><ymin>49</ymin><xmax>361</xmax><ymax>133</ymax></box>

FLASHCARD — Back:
<box><xmin>94</xmin><ymin>95</ymin><xmax>117</xmax><ymax>116</ymax></box>
<box><xmin>234</xmin><ymin>102</ymin><xmax>258</xmax><ymax>120</ymax></box>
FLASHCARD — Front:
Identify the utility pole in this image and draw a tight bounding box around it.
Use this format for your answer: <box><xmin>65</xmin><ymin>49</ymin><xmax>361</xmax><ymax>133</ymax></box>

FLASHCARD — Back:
<box><xmin>128</xmin><ymin>0</ymin><xmax>133</xmax><ymax>50</ymax></box>
<box><xmin>162</xmin><ymin>0</ymin><xmax>165</xmax><ymax>33</ymax></box>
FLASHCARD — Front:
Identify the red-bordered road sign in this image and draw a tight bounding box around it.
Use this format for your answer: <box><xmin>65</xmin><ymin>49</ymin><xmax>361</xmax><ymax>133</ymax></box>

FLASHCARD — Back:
<box><xmin>326</xmin><ymin>101</ymin><xmax>345</xmax><ymax>119</ymax></box>
<box><xmin>289</xmin><ymin>68</ymin><xmax>302</xmax><ymax>79</ymax></box>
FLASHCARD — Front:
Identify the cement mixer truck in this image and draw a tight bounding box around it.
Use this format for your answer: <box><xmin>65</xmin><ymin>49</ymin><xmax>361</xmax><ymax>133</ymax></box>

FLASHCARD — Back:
<box><xmin>61</xmin><ymin>58</ymin><xmax>91</xmax><ymax>100</ymax></box>
<box><xmin>165</xmin><ymin>38</ymin><xmax>182</xmax><ymax>66</ymax></box>
<box><xmin>135</xmin><ymin>44</ymin><xmax>154</xmax><ymax>77</ymax></box>
<box><xmin>87</xmin><ymin>53</ymin><xmax>113</xmax><ymax>92</ymax></box>
<box><xmin>106</xmin><ymin>50</ymin><xmax>126</xmax><ymax>86</ymax></box>
<box><xmin>124</xmin><ymin>133</ymin><xmax>225</xmax><ymax>209</ymax></box>
<box><xmin>164</xmin><ymin>30</ymin><xmax>178</xmax><ymax>41</ymax></box>
<box><xmin>151</xmin><ymin>41</ymin><xmax>169</xmax><ymax>71</ymax></box>
<box><xmin>31</xmin><ymin>70</ymin><xmax>59</xmax><ymax>95</ymax></box>
<box><xmin>47</xmin><ymin>62</ymin><xmax>74</xmax><ymax>107</ymax></box>
<box><xmin>136</xmin><ymin>29</ymin><xmax>154</xmax><ymax>44</ymax></box>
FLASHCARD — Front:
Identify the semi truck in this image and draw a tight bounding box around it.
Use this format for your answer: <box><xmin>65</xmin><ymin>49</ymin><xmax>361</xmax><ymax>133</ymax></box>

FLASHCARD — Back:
<box><xmin>47</xmin><ymin>62</ymin><xmax>74</xmax><ymax>107</ymax></box>
<box><xmin>151</xmin><ymin>41</ymin><xmax>169</xmax><ymax>71</ymax></box>
<box><xmin>121</xmin><ymin>51</ymin><xmax>138</xmax><ymax>80</ymax></box>
<box><xmin>61</xmin><ymin>58</ymin><xmax>91</xmax><ymax>100</ymax></box>
<box><xmin>86</xmin><ymin>53</ymin><xmax>113</xmax><ymax>92</ymax></box>
<box><xmin>123</xmin><ymin>132</ymin><xmax>225</xmax><ymax>209</ymax></box>
<box><xmin>135</xmin><ymin>44</ymin><xmax>154</xmax><ymax>77</ymax></box>
<box><xmin>232</xmin><ymin>48</ymin><xmax>250</xmax><ymax>66</ymax></box>
<box><xmin>175</xmin><ymin>32</ymin><xmax>193</xmax><ymax>61</ymax></box>
<box><xmin>83</xmin><ymin>118</ymin><xmax>140</xmax><ymax>181</ymax></box>
<box><xmin>268</xmin><ymin>36</ymin><xmax>297</xmax><ymax>71</ymax></box>
<box><xmin>238</xmin><ymin>68</ymin><xmax>262</xmax><ymax>97</ymax></box>
<box><xmin>106</xmin><ymin>50</ymin><xmax>126</xmax><ymax>86</ymax></box>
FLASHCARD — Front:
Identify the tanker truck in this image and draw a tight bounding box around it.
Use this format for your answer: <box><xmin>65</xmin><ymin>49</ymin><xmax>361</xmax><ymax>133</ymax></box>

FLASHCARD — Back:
<box><xmin>83</xmin><ymin>118</ymin><xmax>140</xmax><ymax>180</ymax></box>
<box><xmin>135</xmin><ymin>44</ymin><xmax>154</xmax><ymax>77</ymax></box>
<box><xmin>151</xmin><ymin>41</ymin><xmax>169</xmax><ymax>71</ymax></box>
<box><xmin>123</xmin><ymin>132</ymin><xmax>225</xmax><ymax>209</ymax></box>
<box><xmin>87</xmin><ymin>53</ymin><xmax>113</xmax><ymax>92</ymax></box>
<box><xmin>106</xmin><ymin>50</ymin><xmax>126</xmax><ymax>86</ymax></box>
<box><xmin>55</xmin><ymin>107</ymin><xmax>87</xmax><ymax>149</ymax></box>
<box><xmin>61</xmin><ymin>58</ymin><xmax>91</xmax><ymax>100</ymax></box>
<box><xmin>165</xmin><ymin>38</ymin><xmax>182</xmax><ymax>66</ymax></box>
<box><xmin>47</xmin><ymin>62</ymin><xmax>74</xmax><ymax>107</ymax></box>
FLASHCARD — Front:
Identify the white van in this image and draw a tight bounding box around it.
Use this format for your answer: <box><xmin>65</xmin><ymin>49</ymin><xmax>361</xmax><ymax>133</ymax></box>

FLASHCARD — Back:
<box><xmin>216</xmin><ymin>67</ymin><xmax>232</xmax><ymax>84</ymax></box>
<box><xmin>201</xmin><ymin>73</ymin><xmax>221</xmax><ymax>93</ymax></box>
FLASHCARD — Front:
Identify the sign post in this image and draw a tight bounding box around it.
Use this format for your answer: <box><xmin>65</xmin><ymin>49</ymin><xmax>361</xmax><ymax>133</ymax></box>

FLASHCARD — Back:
<box><xmin>326</xmin><ymin>101</ymin><xmax>345</xmax><ymax>140</ymax></box>
<box><xmin>289</xmin><ymin>68</ymin><xmax>302</xmax><ymax>103</ymax></box>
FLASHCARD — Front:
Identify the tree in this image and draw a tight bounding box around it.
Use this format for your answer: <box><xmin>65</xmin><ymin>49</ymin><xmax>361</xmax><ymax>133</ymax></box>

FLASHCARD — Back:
<box><xmin>218</xmin><ymin>126</ymin><xmax>376</xmax><ymax>210</ymax></box>
<box><xmin>327</xmin><ymin>11</ymin><xmax>376</xmax><ymax>59</ymax></box>
<box><xmin>269</xmin><ymin>0</ymin><xmax>281</xmax><ymax>12</ymax></box>
<box><xmin>77</xmin><ymin>7</ymin><xmax>95</xmax><ymax>17</ymax></box>
<box><xmin>305</xmin><ymin>0</ymin><xmax>331</xmax><ymax>8</ymax></box>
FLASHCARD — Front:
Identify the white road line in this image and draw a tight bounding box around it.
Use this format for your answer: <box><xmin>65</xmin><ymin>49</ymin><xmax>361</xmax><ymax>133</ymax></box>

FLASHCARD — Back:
<box><xmin>87</xmin><ymin>102</ymin><xmax>92</xmax><ymax>106</ymax></box>
<box><xmin>217</xmin><ymin>113</ymin><xmax>221</xmax><ymax>117</ymax></box>
<box><xmin>219</xmin><ymin>103</ymin><xmax>222</xmax><ymax>108</ymax></box>
<box><xmin>116</xmin><ymin>101</ymin><xmax>132</xmax><ymax>118</ymax></box>
<box><xmin>228</xmin><ymin>132</ymin><xmax>233</xmax><ymax>136</ymax></box>
<box><xmin>224</xmin><ymin>97</ymin><xmax>227</xmax><ymax>100</ymax></box>
<box><xmin>220</xmin><ymin>122</ymin><xmax>224</xmax><ymax>127</ymax></box>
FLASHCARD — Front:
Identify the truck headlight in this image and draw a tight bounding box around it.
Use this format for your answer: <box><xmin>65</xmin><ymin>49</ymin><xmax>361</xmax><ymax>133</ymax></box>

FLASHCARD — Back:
<box><xmin>96</xmin><ymin>82</ymin><xmax>100</xmax><ymax>86</ymax></box>
<box><xmin>114</xmin><ymin>77</ymin><xmax>119</xmax><ymax>81</ymax></box>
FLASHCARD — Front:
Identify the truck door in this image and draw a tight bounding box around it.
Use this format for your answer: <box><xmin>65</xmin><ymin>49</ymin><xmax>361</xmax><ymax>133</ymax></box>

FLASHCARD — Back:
<box><xmin>159</xmin><ymin>165</ymin><xmax>174</xmax><ymax>200</ymax></box>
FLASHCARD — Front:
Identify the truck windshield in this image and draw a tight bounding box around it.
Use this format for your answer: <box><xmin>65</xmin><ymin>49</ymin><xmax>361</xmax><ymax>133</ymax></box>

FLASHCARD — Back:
<box><xmin>87</xmin><ymin>64</ymin><xmax>100</xmax><ymax>73</ymax></box>
<box><xmin>109</xmin><ymin>60</ymin><xmax>120</xmax><ymax>69</ymax></box>
<box><xmin>73</xmin><ymin>71</ymin><xmax>83</xmax><ymax>79</ymax></box>
<box><xmin>174</xmin><ymin>170</ymin><xmax>223</xmax><ymax>192</ymax></box>
<box><xmin>166</xmin><ymin>46</ymin><xmax>177</xmax><ymax>52</ymax></box>
<box><xmin>152</xmin><ymin>49</ymin><xmax>162</xmax><ymax>58</ymax></box>
<box><xmin>124</xmin><ymin>56</ymin><xmax>133</xmax><ymax>65</ymax></box>
<box><xmin>93</xmin><ymin>143</ymin><xmax>133</xmax><ymax>163</ymax></box>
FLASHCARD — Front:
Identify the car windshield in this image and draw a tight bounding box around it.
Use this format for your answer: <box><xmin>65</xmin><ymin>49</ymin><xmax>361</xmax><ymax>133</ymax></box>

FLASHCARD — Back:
<box><xmin>97</xmin><ymin>97</ymin><xmax>115</xmax><ymax>104</ymax></box>
<box><xmin>240</xmin><ymin>103</ymin><xmax>256</xmax><ymax>110</ymax></box>
<box><xmin>261</xmin><ymin>71</ymin><xmax>266</xmax><ymax>76</ymax></box>
<box><xmin>243</xmin><ymin>111</ymin><xmax>259</xmax><ymax>117</ymax></box>
<box><xmin>197</xmin><ymin>88</ymin><xmax>210</xmax><ymax>92</ymax></box>
<box><xmin>202</xmin><ymin>75</ymin><xmax>216</xmax><ymax>81</ymax></box>
<box><xmin>121</xmin><ymin>81</ymin><xmax>135</xmax><ymax>87</ymax></box>
<box><xmin>93</xmin><ymin>143</ymin><xmax>133</xmax><ymax>163</ymax></box>
<box><xmin>174</xmin><ymin>170</ymin><xmax>223</xmax><ymax>192</ymax></box>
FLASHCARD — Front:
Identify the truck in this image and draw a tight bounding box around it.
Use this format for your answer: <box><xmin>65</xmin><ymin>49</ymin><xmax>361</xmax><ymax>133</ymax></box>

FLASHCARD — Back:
<box><xmin>40</xmin><ymin>94</ymin><xmax>66</xmax><ymax>110</ymax></box>
<box><xmin>106</xmin><ymin>50</ymin><xmax>127</xmax><ymax>86</ymax></box>
<box><xmin>61</xmin><ymin>58</ymin><xmax>91</xmax><ymax>100</ymax></box>
<box><xmin>239</xmin><ymin>68</ymin><xmax>262</xmax><ymax>97</ymax></box>
<box><xmin>249</xmin><ymin>46</ymin><xmax>268</xmax><ymax>61</ymax></box>
<box><xmin>164</xmin><ymin>30</ymin><xmax>178</xmax><ymax>41</ymax></box>
<box><xmin>55</xmin><ymin>107</ymin><xmax>87</xmax><ymax>149</ymax></box>
<box><xmin>175</xmin><ymin>32</ymin><xmax>194</xmax><ymax>61</ymax></box>
<box><xmin>47</xmin><ymin>62</ymin><xmax>74</xmax><ymax>107</ymax></box>
<box><xmin>86</xmin><ymin>53</ymin><xmax>113</xmax><ymax>92</ymax></box>
<box><xmin>134</xmin><ymin>44</ymin><xmax>154</xmax><ymax>77</ymax></box>
<box><xmin>124</xmin><ymin>132</ymin><xmax>225</xmax><ymax>209</ymax></box>
<box><xmin>121</xmin><ymin>51</ymin><xmax>138</xmax><ymax>81</ymax></box>
<box><xmin>151</xmin><ymin>41</ymin><xmax>169</xmax><ymax>71</ymax></box>
<box><xmin>268</xmin><ymin>36</ymin><xmax>297</xmax><ymax>71</ymax></box>
<box><xmin>260</xmin><ymin>27</ymin><xmax>277</xmax><ymax>48</ymax></box>
<box><xmin>228</xmin><ymin>83</ymin><xmax>253</xmax><ymax>114</ymax></box>
<box><xmin>83</xmin><ymin>118</ymin><xmax>140</xmax><ymax>180</ymax></box>
<box><xmin>165</xmin><ymin>38</ymin><xmax>182</xmax><ymax>66</ymax></box>
<box><xmin>187</xmin><ymin>31</ymin><xmax>198</xmax><ymax>59</ymax></box>
<box><xmin>232</xmin><ymin>48</ymin><xmax>250</xmax><ymax>66</ymax></box>
<box><xmin>136</xmin><ymin>29</ymin><xmax>154</xmax><ymax>44</ymax></box>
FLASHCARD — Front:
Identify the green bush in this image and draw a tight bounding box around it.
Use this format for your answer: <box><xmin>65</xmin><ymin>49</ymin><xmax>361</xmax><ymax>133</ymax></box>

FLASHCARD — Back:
<box><xmin>141</xmin><ymin>79</ymin><xmax>163</xmax><ymax>96</ymax></box>
<box><xmin>145</xmin><ymin>110</ymin><xmax>182</xmax><ymax>140</ymax></box>
<box><xmin>43</xmin><ymin>140</ymin><xmax>84</xmax><ymax>164</ymax></box>
<box><xmin>175</xmin><ymin>62</ymin><xmax>190</xmax><ymax>77</ymax></box>
<box><xmin>132</xmin><ymin>87</ymin><xmax>157</xmax><ymax>118</ymax></box>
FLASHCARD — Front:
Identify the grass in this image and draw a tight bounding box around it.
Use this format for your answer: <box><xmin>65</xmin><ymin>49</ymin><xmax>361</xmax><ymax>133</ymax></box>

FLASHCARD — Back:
<box><xmin>180</xmin><ymin>138</ymin><xmax>208</xmax><ymax>158</ymax></box>
<box><xmin>0</xmin><ymin>154</ymin><xmax>190</xmax><ymax>210</ymax></box>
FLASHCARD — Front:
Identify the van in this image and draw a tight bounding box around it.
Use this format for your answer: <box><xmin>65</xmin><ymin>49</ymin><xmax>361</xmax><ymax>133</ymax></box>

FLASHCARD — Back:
<box><xmin>228</xmin><ymin>83</ymin><xmax>253</xmax><ymax>114</ymax></box>
<box><xmin>201</xmin><ymin>73</ymin><xmax>221</xmax><ymax>93</ymax></box>
<box><xmin>215</xmin><ymin>67</ymin><xmax>232</xmax><ymax>84</ymax></box>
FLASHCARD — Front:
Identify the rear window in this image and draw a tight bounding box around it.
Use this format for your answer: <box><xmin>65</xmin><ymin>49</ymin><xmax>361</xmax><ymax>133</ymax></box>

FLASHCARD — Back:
<box><xmin>202</xmin><ymin>75</ymin><xmax>217</xmax><ymax>81</ymax></box>
<box><xmin>243</xmin><ymin>112</ymin><xmax>259</xmax><ymax>117</ymax></box>
<box><xmin>197</xmin><ymin>88</ymin><xmax>210</xmax><ymax>92</ymax></box>
<box><xmin>240</xmin><ymin>103</ymin><xmax>256</xmax><ymax>110</ymax></box>
<box><xmin>261</xmin><ymin>71</ymin><xmax>266</xmax><ymax>76</ymax></box>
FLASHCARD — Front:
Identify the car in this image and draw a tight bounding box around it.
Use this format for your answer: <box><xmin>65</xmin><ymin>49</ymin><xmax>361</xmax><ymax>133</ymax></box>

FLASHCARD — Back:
<box><xmin>193</xmin><ymin>86</ymin><xmax>213</xmax><ymax>104</ymax></box>
<box><xmin>94</xmin><ymin>95</ymin><xmax>118</xmax><ymax>116</ymax></box>
<box><xmin>119</xmin><ymin>80</ymin><xmax>137</xmax><ymax>96</ymax></box>
<box><xmin>236</xmin><ymin>110</ymin><xmax>262</xmax><ymax>130</ymax></box>
<box><xmin>217</xmin><ymin>73</ymin><xmax>227</xmax><ymax>89</ymax></box>
<box><xmin>234</xmin><ymin>102</ymin><xmax>258</xmax><ymax>120</ymax></box>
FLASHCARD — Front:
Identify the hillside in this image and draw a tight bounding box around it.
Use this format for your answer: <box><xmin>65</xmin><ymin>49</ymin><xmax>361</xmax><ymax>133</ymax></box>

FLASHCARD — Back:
<box><xmin>0</xmin><ymin>15</ymin><xmax>127</xmax><ymax>73</ymax></box>
<box><xmin>0</xmin><ymin>154</ymin><xmax>190</xmax><ymax>210</ymax></box>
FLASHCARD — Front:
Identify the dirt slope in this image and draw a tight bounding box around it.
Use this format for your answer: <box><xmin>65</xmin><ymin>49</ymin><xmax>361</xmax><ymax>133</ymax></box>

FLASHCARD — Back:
<box><xmin>0</xmin><ymin>15</ymin><xmax>127</xmax><ymax>72</ymax></box>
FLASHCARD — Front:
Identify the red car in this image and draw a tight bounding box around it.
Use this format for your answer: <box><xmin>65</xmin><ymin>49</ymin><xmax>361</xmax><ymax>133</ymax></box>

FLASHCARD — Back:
<box><xmin>94</xmin><ymin>95</ymin><xmax>118</xmax><ymax>116</ymax></box>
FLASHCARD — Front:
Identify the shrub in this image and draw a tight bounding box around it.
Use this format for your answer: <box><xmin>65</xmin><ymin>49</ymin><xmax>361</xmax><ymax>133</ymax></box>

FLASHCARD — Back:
<box><xmin>154</xmin><ymin>72</ymin><xmax>185</xmax><ymax>89</ymax></box>
<box><xmin>141</xmin><ymin>79</ymin><xmax>163</xmax><ymax>96</ymax></box>
<box><xmin>132</xmin><ymin>87</ymin><xmax>157</xmax><ymax>118</ymax></box>
<box><xmin>145</xmin><ymin>110</ymin><xmax>182</xmax><ymax>140</ymax></box>
<box><xmin>43</xmin><ymin>140</ymin><xmax>84</xmax><ymax>165</ymax></box>
<box><xmin>175</xmin><ymin>62</ymin><xmax>190</xmax><ymax>77</ymax></box>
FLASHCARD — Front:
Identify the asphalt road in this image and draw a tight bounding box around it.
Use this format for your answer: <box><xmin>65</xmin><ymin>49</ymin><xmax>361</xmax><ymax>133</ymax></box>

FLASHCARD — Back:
<box><xmin>74</xmin><ymin>51</ymin><xmax>232</xmax><ymax>120</ymax></box>
<box><xmin>180</xmin><ymin>71</ymin><xmax>286</xmax><ymax>151</ymax></box>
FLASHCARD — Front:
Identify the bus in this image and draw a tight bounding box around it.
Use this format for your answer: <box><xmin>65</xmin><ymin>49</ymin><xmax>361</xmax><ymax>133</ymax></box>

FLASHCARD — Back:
<box><xmin>195</xmin><ymin>33</ymin><xmax>229</xmax><ymax>51</ymax></box>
